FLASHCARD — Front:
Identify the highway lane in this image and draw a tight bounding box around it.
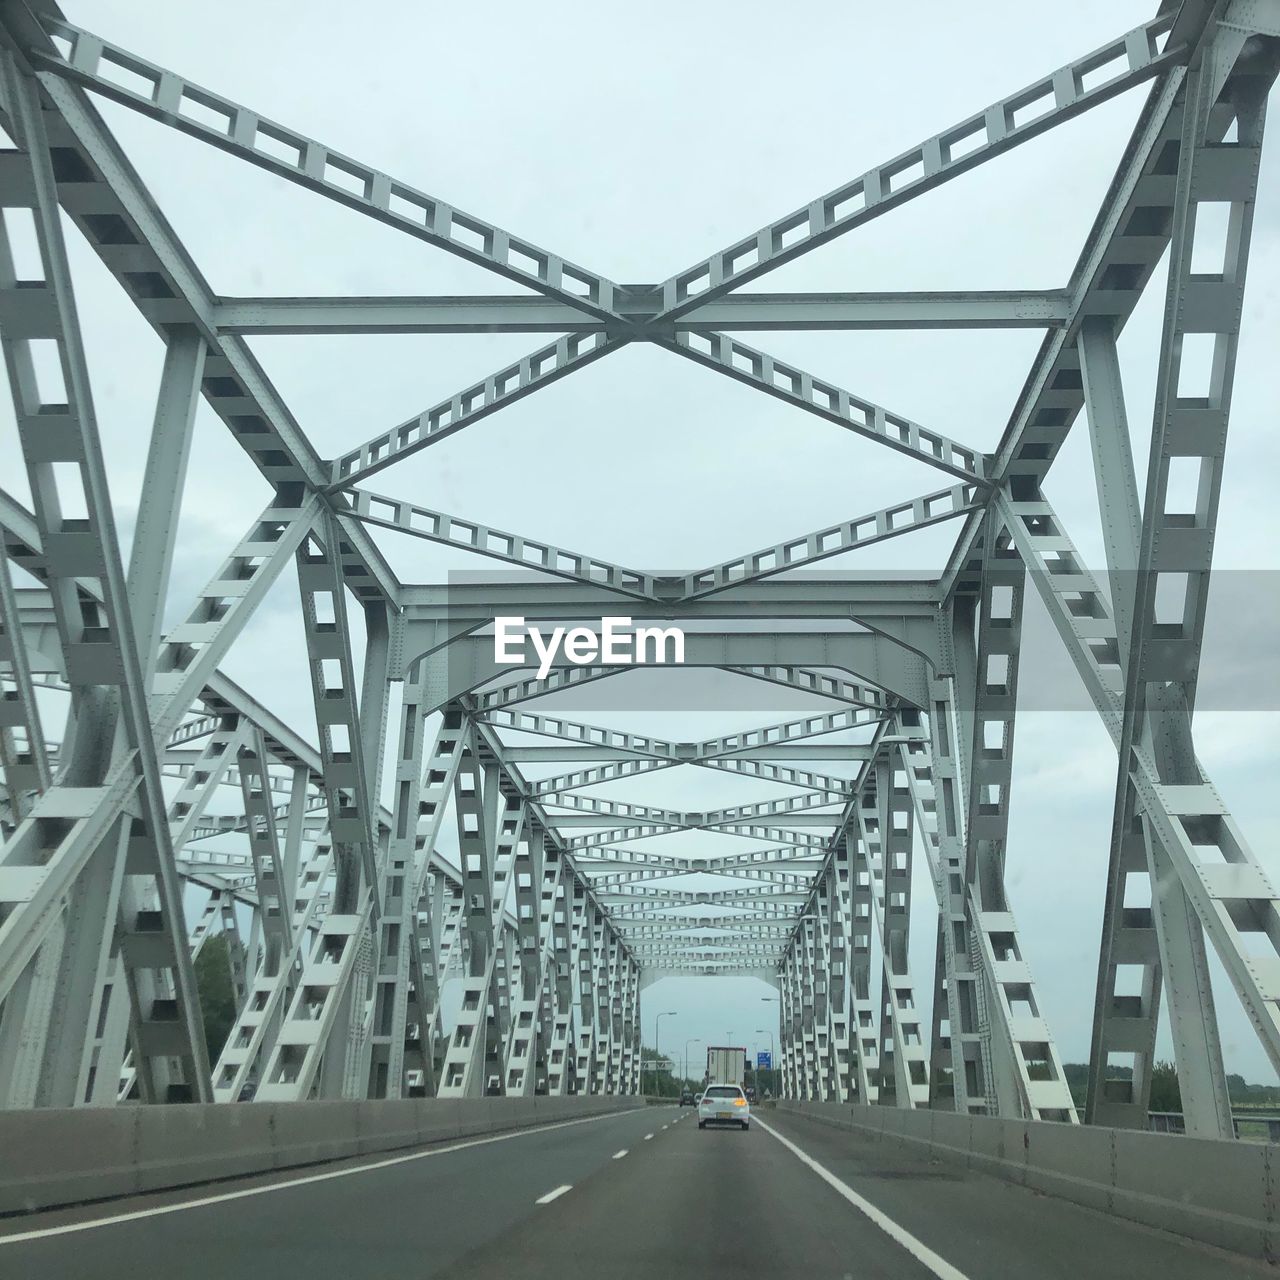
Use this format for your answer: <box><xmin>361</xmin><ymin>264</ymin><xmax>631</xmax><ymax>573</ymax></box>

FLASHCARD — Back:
<box><xmin>754</xmin><ymin>1110</ymin><xmax>1268</xmax><ymax>1280</ymax></box>
<box><xmin>1</xmin><ymin>1104</ymin><xmax>1270</xmax><ymax>1278</ymax></box>
<box><xmin>441</xmin><ymin>1108</ymin><xmax>1271</xmax><ymax>1279</ymax></box>
<box><xmin>0</xmin><ymin>1104</ymin><xmax>659</xmax><ymax>1279</ymax></box>
<box><xmin>441</xmin><ymin>1108</ymin><xmax>947</xmax><ymax>1279</ymax></box>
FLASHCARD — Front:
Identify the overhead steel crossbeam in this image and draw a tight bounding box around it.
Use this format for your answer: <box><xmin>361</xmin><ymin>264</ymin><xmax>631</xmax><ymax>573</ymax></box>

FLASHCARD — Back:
<box><xmin>14</xmin><ymin>67</ymin><xmax>399</xmax><ymax>607</ymax></box>
<box><xmin>941</xmin><ymin>0</ymin><xmax>1229</xmax><ymax>596</ymax></box>
<box><xmin>345</xmin><ymin>489</ymin><xmax>660</xmax><ymax>601</ymax></box>
<box><xmin>0</xmin><ymin>0</ymin><xmax>1275</xmax><ymax>1131</ymax></box>
<box><xmin>31</xmin><ymin>13</ymin><xmax>1083</xmax><ymax>506</ymax></box>
<box><xmin>663</xmin><ymin>332</ymin><xmax>988</xmax><ymax>484</ymax></box>
<box><xmin>649</xmin><ymin>13</ymin><xmax>1183</xmax><ymax>319</ymax></box>
<box><xmin>678</xmin><ymin>486</ymin><xmax>982</xmax><ymax>599</ymax></box>
<box><xmin>212</xmin><ymin>290</ymin><xmax>1073</xmax><ymax>335</ymax></box>
<box><xmin>31</xmin><ymin>21</ymin><xmax>624</xmax><ymax>321</ymax></box>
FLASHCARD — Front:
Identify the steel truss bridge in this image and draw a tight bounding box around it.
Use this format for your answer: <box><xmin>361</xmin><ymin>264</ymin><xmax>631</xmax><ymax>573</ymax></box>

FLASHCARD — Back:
<box><xmin>0</xmin><ymin>0</ymin><xmax>1277</xmax><ymax>1148</ymax></box>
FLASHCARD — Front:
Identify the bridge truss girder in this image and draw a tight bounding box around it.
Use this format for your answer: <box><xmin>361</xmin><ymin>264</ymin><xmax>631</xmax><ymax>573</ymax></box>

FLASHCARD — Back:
<box><xmin>0</xmin><ymin>0</ymin><xmax>1276</xmax><ymax>1139</ymax></box>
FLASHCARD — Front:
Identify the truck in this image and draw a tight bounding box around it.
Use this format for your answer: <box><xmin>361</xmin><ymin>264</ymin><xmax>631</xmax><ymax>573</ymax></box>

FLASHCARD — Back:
<box><xmin>705</xmin><ymin>1045</ymin><xmax>747</xmax><ymax>1089</ymax></box>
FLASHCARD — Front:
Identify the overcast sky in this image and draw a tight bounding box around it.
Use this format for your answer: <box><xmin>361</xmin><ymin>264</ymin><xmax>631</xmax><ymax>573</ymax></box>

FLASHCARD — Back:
<box><xmin>8</xmin><ymin>1</ymin><xmax>1279</xmax><ymax>1084</ymax></box>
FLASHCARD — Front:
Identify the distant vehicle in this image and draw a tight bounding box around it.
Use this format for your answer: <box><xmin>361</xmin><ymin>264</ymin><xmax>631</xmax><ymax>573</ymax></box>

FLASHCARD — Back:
<box><xmin>705</xmin><ymin>1045</ymin><xmax>747</xmax><ymax>1089</ymax></box>
<box><xmin>745</xmin><ymin>1086</ymin><xmax>756</xmax><ymax>1102</ymax></box>
<box><xmin>679</xmin><ymin>1089</ymin><xmax>694</xmax><ymax>1107</ymax></box>
<box><xmin>699</xmin><ymin>1083</ymin><xmax>750</xmax><ymax>1130</ymax></box>
<box><xmin>694</xmin><ymin>1092</ymin><xmax>703</xmax><ymax>1105</ymax></box>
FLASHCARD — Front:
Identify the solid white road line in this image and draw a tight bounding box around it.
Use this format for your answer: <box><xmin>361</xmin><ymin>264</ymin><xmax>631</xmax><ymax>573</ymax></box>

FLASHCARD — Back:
<box><xmin>612</xmin><ymin>1150</ymin><xmax>628</xmax><ymax>1160</ymax></box>
<box><xmin>535</xmin><ymin>1185</ymin><xmax>573</xmax><ymax>1205</ymax></box>
<box><xmin>0</xmin><ymin>1106</ymin><xmax>649</xmax><ymax>1246</ymax></box>
<box><xmin>754</xmin><ymin>1118</ymin><xmax>971</xmax><ymax>1280</ymax></box>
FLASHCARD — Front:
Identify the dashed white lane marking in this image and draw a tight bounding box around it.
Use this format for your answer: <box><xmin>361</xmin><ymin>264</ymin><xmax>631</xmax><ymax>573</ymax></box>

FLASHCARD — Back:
<box><xmin>754</xmin><ymin>1118</ymin><xmax>970</xmax><ymax>1280</ymax></box>
<box><xmin>535</xmin><ymin>1185</ymin><xmax>573</xmax><ymax>1205</ymax></box>
<box><xmin>661</xmin><ymin>1124</ymin><xmax>669</xmax><ymax>1130</ymax></box>
<box><xmin>612</xmin><ymin>1150</ymin><xmax>628</xmax><ymax>1160</ymax></box>
<box><xmin>643</xmin><ymin>1133</ymin><xmax>654</xmax><ymax>1141</ymax></box>
<box><xmin>0</xmin><ymin>1106</ymin><xmax>649</xmax><ymax>1245</ymax></box>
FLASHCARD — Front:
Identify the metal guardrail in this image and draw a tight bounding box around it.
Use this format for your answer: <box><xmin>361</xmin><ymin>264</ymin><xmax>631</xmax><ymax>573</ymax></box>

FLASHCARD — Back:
<box><xmin>1148</xmin><ymin>1110</ymin><xmax>1280</xmax><ymax>1141</ymax></box>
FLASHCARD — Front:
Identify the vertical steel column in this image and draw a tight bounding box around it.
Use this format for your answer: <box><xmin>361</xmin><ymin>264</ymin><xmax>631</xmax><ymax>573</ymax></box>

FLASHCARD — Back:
<box><xmin>438</xmin><ymin>734</ymin><xmax>500</xmax><ymax>1096</ymax></box>
<box><xmin>501</xmin><ymin>818</ymin><xmax>547</xmax><ymax>1094</ymax></box>
<box><xmin>369</xmin><ymin>693</ymin><xmax>463</xmax><ymax>1098</ymax></box>
<box><xmin>797</xmin><ymin>914</ymin><xmax>818</xmax><ymax>1098</ymax></box>
<box><xmin>279</xmin><ymin>767</ymin><xmax>310</xmax><ymax>915</ymax></box>
<box><xmin>826</xmin><ymin>844</ymin><xmax>854</xmax><ymax>1102</ymax></box>
<box><xmin>545</xmin><ymin>871</ymin><xmax>576</xmax><ymax>1095</ymax></box>
<box><xmin>619</xmin><ymin>951</ymin><xmax>639</xmax><ymax>1093</ymax></box>
<box><xmin>111</xmin><ymin>718</ymin><xmax>249</xmax><ymax>1103</ymax></box>
<box><xmin>573</xmin><ymin>886</ymin><xmax>596</xmax><ymax>1093</ymax></box>
<box><xmin>209</xmin><ymin>835</ymin><xmax>334</xmax><ymax>1101</ymax></box>
<box><xmin>0</xmin><ymin>55</ymin><xmax>209</xmax><ymax>1103</ymax></box>
<box><xmin>782</xmin><ymin>940</ymin><xmax>802</xmax><ymax>1098</ymax></box>
<box><xmin>776</xmin><ymin>947</ymin><xmax>792</xmax><ymax>1097</ymax></box>
<box><xmin>409</xmin><ymin>873</ymin><xmax>463</xmax><ymax>1094</ymax></box>
<box><xmin>1089</xmin><ymin>44</ymin><xmax>1269</xmax><ymax>1138</ymax></box>
<box><xmin>285</xmin><ymin>516</ymin><xmax>387</xmax><ymax>1098</ymax></box>
<box><xmin>812</xmin><ymin>869</ymin><xmax>834</xmax><ymax>1099</ymax></box>
<box><xmin>126</xmin><ymin>328</ymin><xmax>207</xmax><ymax>682</ymax></box>
<box><xmin>109</xmin><ymin>324</ymin><xmax>208</xmax><ymax>1104</ymax></box>
<box><xmin>252</xmin><ymin>847</ymin><xmax>370</xmax><ymax>1101</ymax></box>
<box><xmin>357</xmin><ymin>601</ymin><xmax>393</xmax><ymax>809</ymax></box>
<box><xmin>899</xmin><ymin>693</ymin><xmax>982</xmax><ymax>1113</ymax></box>
<box><xmin>1004</xmin><ymin>489</ymin><xmax>1280</xmax><ymax>1127</ymax></box>
<box><xmin>964</xmin><ymin>520</ymin><xmax>1077</xmax><ymax>1120</ymax></box>
<box><xmin>861</xmin><ymin>757</ymin><xmax>930</xmax><ymax>1107</ymax></box>
<box><xmin>530</xmin><ymin>838</ymin><xmax>565</xmax><ymax>1095</ymax></box>
<box><xmin>296</xmin><ymin>515</ymin><xmax>379</xmax><ymax>915</ymax></box>
<box><xmin>604</xmin><ymin>926</ymin><xmax>625</xmax><ymax>1092</ymax></box>
<box><xmin>846</xmin><ymin>812</ymin><xmax>880</xmax><ymax>1105</ymax></box>
<box><xmin>0</xmin><ymin>912</ymin><xmax>65</xmax><ymax>1107</ymax></box>
<box><xmin>486</xmin><ymin>791</ymin><xmax>521</xmax><ymax>1093</ymax></box>
<box><xmin>591</xmin><ymin>912</ymin><xmax>613</xmax><ymax>1093</ymax></box>
<box><xmin>0</xmin><ymin>541</ymin><xmax>49</xmax><ymax>827</ymax></box>
<box><xmin>236</xmin><ymin>730</ymin><xmax>293</xmax><ymax>976</ymax></box>
<box><xmin>217</xmin><ymin>889</ymin><xmax>248</xmax><ymax>1007</ymax></box>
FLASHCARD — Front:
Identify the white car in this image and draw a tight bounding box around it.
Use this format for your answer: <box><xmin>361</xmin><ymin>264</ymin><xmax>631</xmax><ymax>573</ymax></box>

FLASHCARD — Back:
<box><xmin>698</xmin><ymin>1083</ymin><xmax>751</xmax><ymax>1130</ymax></box>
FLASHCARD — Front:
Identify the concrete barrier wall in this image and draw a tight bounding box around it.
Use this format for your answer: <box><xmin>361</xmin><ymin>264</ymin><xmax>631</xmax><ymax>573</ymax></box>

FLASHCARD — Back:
<box><xmin>0</xmin><ymin>1094</ymin><xmax>633</xmax><ymax>1216</ymax></box>
<box><xmin>779</xmin><ymin>1099</ymin><xmax>1279</xmax><ymax>1261</ymax></box>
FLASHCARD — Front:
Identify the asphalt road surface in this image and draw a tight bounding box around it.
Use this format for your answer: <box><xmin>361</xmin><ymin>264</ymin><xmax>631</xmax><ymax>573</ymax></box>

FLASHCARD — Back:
<box><xmin>0</xmin><ymin>1105</ymin><xmax>1267</xmax><ymax>1279</ymax></box>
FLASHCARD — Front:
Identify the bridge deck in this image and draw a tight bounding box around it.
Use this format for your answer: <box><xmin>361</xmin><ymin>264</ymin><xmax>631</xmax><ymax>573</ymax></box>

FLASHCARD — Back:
<box><xmin>0</xmin><ymin>1106</ymin><xmax>1261</xmax><ymax>1278</ymax></box>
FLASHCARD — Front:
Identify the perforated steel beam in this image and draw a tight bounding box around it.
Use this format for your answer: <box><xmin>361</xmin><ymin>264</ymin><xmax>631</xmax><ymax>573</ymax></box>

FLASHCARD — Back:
<box><xmin>0</xmin><ymin>0</ymin><xmax>1275</xmax><ymax>1128</ymax></box>
<box><xmin>212</xmin><ymin>290</ymin><xmax>1073</xmax><ymax>335</ymax></box>
<box><xmin>0</xmin><ymin>53</ymin><xmax>209</xmax><ymax>1103</ymax></box>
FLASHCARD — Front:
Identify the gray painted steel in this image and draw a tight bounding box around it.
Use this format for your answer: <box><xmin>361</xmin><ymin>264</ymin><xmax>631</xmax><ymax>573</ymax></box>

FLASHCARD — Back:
<box><xmin>0</xmin><ymin>0</ymin><xmax>1275</xmax><ymax>1230</ymax></box>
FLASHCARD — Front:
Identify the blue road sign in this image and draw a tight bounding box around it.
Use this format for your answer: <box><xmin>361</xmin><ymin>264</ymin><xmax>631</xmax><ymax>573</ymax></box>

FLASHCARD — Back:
<box><xmin>757</xmin><ymin>1051</ymin><xmax>772</xmax><ymax>1070</ymax></box>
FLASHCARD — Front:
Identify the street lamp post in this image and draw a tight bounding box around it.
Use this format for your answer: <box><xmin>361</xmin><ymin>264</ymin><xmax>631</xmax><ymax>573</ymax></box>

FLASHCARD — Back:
<box><xmin>684</xmin><ymin>1037</ymin><xmax>702</xmax><ymax>1089</ymax></box>
<box><xmin>762</xmin><ymin>995</ymin><xmax>780</xmax><ymax>1098</ymax></box>
<box><xmin>654</xmin><ymin>1010</ymin><xmax>676</xmax><ymax>1099</ymax></box>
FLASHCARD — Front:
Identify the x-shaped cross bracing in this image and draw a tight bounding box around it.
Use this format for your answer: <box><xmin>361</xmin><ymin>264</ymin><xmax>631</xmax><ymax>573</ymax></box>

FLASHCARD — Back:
<box><xmin>30</xmin><ymin>8</ymin><xmax>1196</xmax><ymax>600</ymax></box>
<box><xmin>0</xmin><ymin>0</ymin><xmax>1277</xmax><ymax>1129</ymax></box>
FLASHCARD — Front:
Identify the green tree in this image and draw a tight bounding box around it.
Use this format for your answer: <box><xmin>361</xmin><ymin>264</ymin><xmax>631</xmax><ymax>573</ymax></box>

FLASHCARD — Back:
<box><xmin>640</xmin><ymin>1046</ymin><xmax>680</xmax><ymax>1096</ymax></box>
<box><xmin>194</xmin><ymin>935</ymin><xmax>237</xmax><ymax>1062</ymax></box>
<box><xmin>1148</xmin><ymin>1060</ymin><xmax>1182</xmax><ymax>1112</ymax></box>
<box><xmin>1062</xmin><ymin>1062</ymin><xmax>1089</xmax><ymax>1110</ymax></box>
